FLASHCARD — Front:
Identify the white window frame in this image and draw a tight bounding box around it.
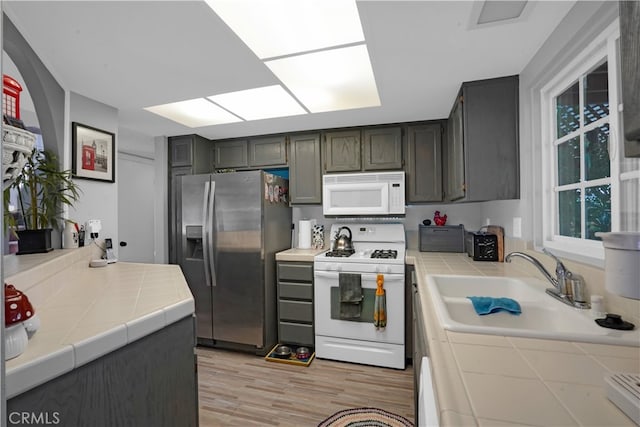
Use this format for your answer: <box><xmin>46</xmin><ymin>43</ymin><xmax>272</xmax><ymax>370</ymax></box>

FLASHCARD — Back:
<box><xmin>540</xmin><ymin>21</ymin><xmax>622</xmax><ymax>263</ymax></box>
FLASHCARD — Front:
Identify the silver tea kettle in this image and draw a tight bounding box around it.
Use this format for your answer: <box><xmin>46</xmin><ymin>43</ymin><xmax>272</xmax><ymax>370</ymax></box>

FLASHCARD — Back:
<box><xmin>334</xmin><ymin>226</ymin><xmax>354</xmax><ymax>251</ymax></box>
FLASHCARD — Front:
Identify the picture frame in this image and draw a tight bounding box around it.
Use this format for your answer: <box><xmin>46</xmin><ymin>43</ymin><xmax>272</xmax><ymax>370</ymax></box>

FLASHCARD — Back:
<box><xmin>71</xmin><ymin>122</ymin><xmax>115</xmax><ymax>183</ymax></box>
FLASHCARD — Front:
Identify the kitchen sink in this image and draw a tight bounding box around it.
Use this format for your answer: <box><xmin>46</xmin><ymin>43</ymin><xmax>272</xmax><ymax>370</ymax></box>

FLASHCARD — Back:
<box><xmin>425</xmin><ymin>274</ymin><xmax>640</xmax><ymax>346</ymax></box>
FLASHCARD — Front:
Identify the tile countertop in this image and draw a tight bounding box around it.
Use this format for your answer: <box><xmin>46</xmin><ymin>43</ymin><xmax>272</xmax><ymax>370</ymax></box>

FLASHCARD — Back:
<box><xmin>3</xmin><ymin>246</ymin><xmax>195</xmax><ymax>399</ymax></box>
<box><xmin>406</xmin><ymin>250</ymin><xmax>640</xmax><ymax>426</ymax></box>
<box><xmin>275</xmin><ymin>247</ymin><xmax>326</xmax><ymax>262</ymax></box>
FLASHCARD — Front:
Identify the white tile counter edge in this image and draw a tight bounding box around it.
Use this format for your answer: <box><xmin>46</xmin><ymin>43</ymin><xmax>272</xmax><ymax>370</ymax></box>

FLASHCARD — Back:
<box><xmin>4</xmin><ymin>250</ymin><xmax>195</xmax><ymax>399</ymax></box>
<box><xmin>5</xmin><ymin>346</ymin><xmax>75</xmax><ymax>400</ymax></box>
<box><xmin>275</xmin><ymin>247</ymin><xmax>326</xmax><ymax>262</ymax></box>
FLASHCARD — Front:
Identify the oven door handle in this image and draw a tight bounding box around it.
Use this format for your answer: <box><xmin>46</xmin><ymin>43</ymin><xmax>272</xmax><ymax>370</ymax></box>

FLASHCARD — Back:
<box><xmin>314</xmin><ymin>271</ymin><xmax>399</xmax><ymax>281</ymax></box>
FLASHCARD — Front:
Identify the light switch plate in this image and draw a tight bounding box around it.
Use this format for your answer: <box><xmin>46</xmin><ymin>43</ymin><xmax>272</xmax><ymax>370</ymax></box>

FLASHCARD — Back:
<box><xmin>513</xmin><ymin>217</ymin><xmax>522</xmax><ymax>238</ymax></box>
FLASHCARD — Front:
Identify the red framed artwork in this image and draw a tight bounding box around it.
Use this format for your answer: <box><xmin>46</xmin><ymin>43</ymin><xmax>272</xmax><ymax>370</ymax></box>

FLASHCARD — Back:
<box><xmin>72</xmin><ymin>122</ymin><xmax>115</xmax><ymax>182</ymax></box>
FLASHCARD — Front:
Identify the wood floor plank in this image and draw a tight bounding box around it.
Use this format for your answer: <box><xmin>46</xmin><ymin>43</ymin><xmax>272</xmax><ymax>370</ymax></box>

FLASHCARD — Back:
<box><xmin>196</xmin><ymin>347</ymin><xmax>415</xmax><ymax>426</ymax></box>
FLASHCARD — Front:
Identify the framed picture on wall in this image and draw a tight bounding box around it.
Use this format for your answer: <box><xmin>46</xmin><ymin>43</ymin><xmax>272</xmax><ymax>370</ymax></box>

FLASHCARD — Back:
<box><xmin>71</xmin><ymin>122</ymin><xmax>115</xmax><ymax>182</ymax></box>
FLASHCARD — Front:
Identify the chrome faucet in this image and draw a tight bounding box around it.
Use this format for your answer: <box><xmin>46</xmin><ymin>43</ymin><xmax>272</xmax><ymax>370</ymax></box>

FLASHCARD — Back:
<box><xmin>505</xmin><ymin>249</ymin><xmax>590</xmax><ymax>309</ymax></box>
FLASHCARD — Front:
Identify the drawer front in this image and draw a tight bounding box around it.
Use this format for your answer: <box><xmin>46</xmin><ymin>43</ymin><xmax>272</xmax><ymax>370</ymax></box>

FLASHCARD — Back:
<box><xmin>278</xmin><ymin>262</ymin><xmax>313</xmax><ymax>282</ymax></box>
<box><xmin>279</xmin><ymin>282</ymin><xmax>313</xmax><ymax>300</ymax></box>
<box><xmin>279</xmin><ymin>322</ymin><xmax>314</xmax><ymax>346</ymax></box>
<box><xmin>279</xmin><ymin>300</ymin><xmax>313</xmax><ymax>322</ymax></box>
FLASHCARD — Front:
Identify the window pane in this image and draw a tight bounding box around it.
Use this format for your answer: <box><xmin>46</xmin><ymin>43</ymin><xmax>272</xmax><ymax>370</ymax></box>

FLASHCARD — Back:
<box><xmin>585</xmin><ymin>185</ymin><xmax>611</xmax><ymax>240</ymax></box>
<box><xmin>557</xmin><ymin>137</ymin><xmax>580</xmax><ymax>185</ymax></box>
<box><xmin>558</xmin><ymin>189</ymin><xmax>581</xmax><ymax>238</ymax></box>
<box><xmin>584</xmin><ymin>62</ymin><xmax>609</xmax><ymax>125</ymax></box>
<box><xmin>556</xmin><ymin>82</ymin><xmax>580</xmax><ymax>138</ymax></box>
<box><xmin>585</xmin><ymin>123</ymin><xmax>610</xmax><ymax>180</ymax></box>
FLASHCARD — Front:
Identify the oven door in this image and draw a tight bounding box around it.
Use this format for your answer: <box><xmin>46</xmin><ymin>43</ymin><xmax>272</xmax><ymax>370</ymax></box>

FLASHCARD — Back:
<box><xmin>314</xmin><ymin>270</ymin><xmax>404</xmax><ymax>344</ymax></box>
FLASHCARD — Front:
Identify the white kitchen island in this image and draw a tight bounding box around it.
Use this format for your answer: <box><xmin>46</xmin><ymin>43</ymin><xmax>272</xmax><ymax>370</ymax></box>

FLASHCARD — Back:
<box><xmin>3</xmin><ymin>246</ymin><xmax>197</xmax><ymax>426</ymax></box>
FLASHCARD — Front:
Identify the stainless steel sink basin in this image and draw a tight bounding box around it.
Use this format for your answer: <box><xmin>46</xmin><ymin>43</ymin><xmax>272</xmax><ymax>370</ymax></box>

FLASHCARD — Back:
<box><xmin>425</xmin><ymin>274</ymin><xmax>639</xmax><ymax>346</ymax></box>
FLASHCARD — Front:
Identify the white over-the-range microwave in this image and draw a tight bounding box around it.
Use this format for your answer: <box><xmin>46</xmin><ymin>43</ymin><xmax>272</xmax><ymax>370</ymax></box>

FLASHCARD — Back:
<box><xmin>322</xmin><ymin>171</ymin><xmax>405</xmax><ymax>216</ymax></box>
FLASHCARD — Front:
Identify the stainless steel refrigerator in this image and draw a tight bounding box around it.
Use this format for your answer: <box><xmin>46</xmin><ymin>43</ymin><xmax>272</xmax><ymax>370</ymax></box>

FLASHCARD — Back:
<box><xmin>176</xmin><ymin>170</ymin><xmax>291</xmax><ymax>355</ymax></box>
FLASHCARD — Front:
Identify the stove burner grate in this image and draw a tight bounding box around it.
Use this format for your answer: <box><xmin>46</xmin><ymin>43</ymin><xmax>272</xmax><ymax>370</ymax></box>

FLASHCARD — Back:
<box><xmin>371</xmin><ymin>250</ymin><xmax>398</xmax><ymax>259</ymax></box>
<box><xmin>325</xmin><ymin>250</ymin><xmax>355</xmax><ymax>258</ymax></box>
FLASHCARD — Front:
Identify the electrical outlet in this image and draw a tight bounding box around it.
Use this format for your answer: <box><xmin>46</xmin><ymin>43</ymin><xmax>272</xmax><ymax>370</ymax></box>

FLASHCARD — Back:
<box><xmin>513</xmin><ymin>217</ymin><xmax>522</xmax><ymax>238</ymax></box>
<box><xmin>86</xmin><ymin>219</ymin><xmax>102</xmax><ymax>238</ymax></box>
<box><xmin>485</xmin><ymin>218</ymin><xmax>491</xmax><ymax>226</ymax></box>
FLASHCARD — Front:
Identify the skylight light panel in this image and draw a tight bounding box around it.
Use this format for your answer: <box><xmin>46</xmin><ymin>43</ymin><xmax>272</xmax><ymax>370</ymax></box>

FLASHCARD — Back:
<box><xmin>208</xmin><ymin>85</ymin><xmax>307</xmax><ymax>120</ymax></box>
<box><xmin>144</xmin><ymin>98</ymin><xmax>242</xmax><ymax>127</ymax></box>
<box><xmin>205</xmin><ymin>0</ymin><xmax>364</xmax><ymax>59</ymax></box>
<box><xmin>265</xmin><ymin>44</ymin><xmax>380</xmax><ymax>113</ymax></box>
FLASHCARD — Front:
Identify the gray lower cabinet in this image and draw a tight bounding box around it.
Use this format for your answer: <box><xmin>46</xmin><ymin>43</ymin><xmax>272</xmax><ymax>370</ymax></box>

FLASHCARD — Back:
<box><xmin>7</xmin><ymin>316</ymin><xmax>198</xmax><ymax>427</ymax></box>
<box><xmin>620</xmin><ymin>0</ymin><xmax>640</xmax><ymax>156</ymax></box>
<box><xmin>445</xmin><ymin>75</ymin><xmax>520</xmax><ymax>202</ymax></box>
<box><xmin>405</xmin><ymin>123</ymin><xmax>443</xmax><ymax>202</ymax></box>
<box><xmin>363</xmin><ymin>126</ymin><xmax>403</xmax><ymax>170</ymax></box>
<box><xmin>323</xmin><ymin>129</ymin><xmax>362</xmax><ymax>172</ymax></box>
<box><xmin>214</xmin><ymin>139</ymin><xmax>249</xmax><ymax>169</ymax></box>
<box><xmin>248</xmin><ymin>136</ymin><xmax>287</xmax><ymax>167</ymax></box>
<box><xmin>289</xmin><ymin>133</ymin><xmax>322</xmax><ymax>204</ymax></box>
<box><xmin>277</xmin><ymin>261</ymin><xmax>314</xmax><ymax>347</ymax></box>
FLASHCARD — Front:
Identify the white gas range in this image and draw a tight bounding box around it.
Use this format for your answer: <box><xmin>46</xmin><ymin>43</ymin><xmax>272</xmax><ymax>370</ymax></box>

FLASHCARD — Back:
<box><xmin>313</xmin><ymin>223</ymin><xmax>406</xmax><ymax>369</ymax></box>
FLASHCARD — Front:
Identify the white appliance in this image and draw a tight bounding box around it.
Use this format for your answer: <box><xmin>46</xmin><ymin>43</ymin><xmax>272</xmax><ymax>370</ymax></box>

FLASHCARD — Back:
<box><xmin>419</xmin><ymin>357</ymin><xmax>440</xmax><ymax>426</ymax></box>
<box><xmin>313</xmin><ymin>223</ymin><xmax>405</xmax><ymax>369</ymax></box>
<box><xmin>322</xmin><ymin>172</ymin><xmax>405</xmax><ymax>216</ymax></box>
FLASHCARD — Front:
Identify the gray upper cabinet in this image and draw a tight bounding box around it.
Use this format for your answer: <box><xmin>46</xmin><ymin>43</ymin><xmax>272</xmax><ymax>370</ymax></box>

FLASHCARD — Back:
<box><xmin>445</xmin><ymin>75</ymin><xmax>520</xmax><ymax>202</ymax></box>
<box><xmin>363</xmin><ymin>127</ymin><xmax>403</xmax><ymax>170</ymax></box>
<box><xmin>169</xmin><ymin>134</ymin><xmax>212</xmax><ymax>170</ymax></box>
<box><xmin>405</xmin><ymin>123</ymin><xmax>443</xmax><ymax>202</ymax></box>
<box><xmin>289</xmin><ymin>133</ymin><xmax>322</xmax><ymax>204</ymax></box>
<box><xmin>214</xmin><ymin>140</ymin><xmax>249</xmax><ymax>169</ymax></box>
<box><xmin>248</xmin><ymin>136</ymin><xmax>288</xmax><ymax>167</ymax></box>
<box><xmin>620</xmin><ymin>0</ymin><xmax>640</xmax><ymax>157</ymax></box>
<box><xmin>446</xmin><ymin>99</ymin><xmax>465</xmax><ymax>201</ymax></box>
<box><xmin>323</xmin><ymin>130</ymin><xmax>361</xmax><ymax>172</ymax></box>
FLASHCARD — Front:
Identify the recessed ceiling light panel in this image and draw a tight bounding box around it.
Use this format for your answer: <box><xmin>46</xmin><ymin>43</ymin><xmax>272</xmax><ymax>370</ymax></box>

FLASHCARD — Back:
<box><xmin>265</xmin><ymin>44</ymin><xmax>380</xmax><ymax>113</ymax></box>
<box><xmin>208</xmin><ymin>85</ymin><xmax>307</xmax><ymax>120</ymax></box>
<box><xmin>144</xmin><ymin>98</ymin><xmax>242</xmax><ymax>127</ymax></box>
<box><xmin>205</xmin><ymin>0</ymin><xmax>364</xmax><ymax>59</ymax></box>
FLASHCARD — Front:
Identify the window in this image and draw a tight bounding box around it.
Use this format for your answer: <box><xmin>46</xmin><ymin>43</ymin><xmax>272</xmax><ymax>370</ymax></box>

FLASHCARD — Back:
<box><xmin>541</xmin><ymin>21</ymin><xmax>640</xmax><ymax>261</ymax></box>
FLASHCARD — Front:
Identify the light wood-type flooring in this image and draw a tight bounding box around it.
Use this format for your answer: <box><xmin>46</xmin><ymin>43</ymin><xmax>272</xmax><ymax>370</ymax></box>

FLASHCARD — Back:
<box><xmin>197</xmin><ymin>347</ymin><xmax>415</xmax><ymax>426</ymax></box>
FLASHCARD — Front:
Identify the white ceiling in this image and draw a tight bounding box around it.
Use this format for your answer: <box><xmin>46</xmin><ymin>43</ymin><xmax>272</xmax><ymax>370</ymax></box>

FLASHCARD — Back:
<box><xmin>3</xmin><ymin>0</ymin><xmax>577</xmax><ymax>141</ymax></box>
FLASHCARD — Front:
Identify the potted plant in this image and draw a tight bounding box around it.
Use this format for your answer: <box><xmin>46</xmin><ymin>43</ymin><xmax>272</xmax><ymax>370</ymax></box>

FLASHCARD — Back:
<box><xmin>3</xmin><ymin>149</ymin><xmax>81</xmax><ymax>254</ymax></box>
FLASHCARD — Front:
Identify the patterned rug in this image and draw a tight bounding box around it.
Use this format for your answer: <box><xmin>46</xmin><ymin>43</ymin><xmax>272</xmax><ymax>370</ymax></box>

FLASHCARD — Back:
<box><xmin>318</xmin><ymin>407</ymin><xmax>414</xmax><ymax>427</ymax></box>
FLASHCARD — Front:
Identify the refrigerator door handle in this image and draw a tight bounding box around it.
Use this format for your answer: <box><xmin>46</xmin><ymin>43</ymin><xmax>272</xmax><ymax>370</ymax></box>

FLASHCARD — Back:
<box><xmin>202</xmin><ymin>180</ymin><xmax>212</xmax><ymax>287</ymax></box>
<box><xmin>208</xmin><ymin>181</ymin><xmax>217</xmax><ymax>287</ymax></box>
<box><xmin>203</xmin><ymin>179</ymin><xmax>217</xmax><ymax>287</ymax></box>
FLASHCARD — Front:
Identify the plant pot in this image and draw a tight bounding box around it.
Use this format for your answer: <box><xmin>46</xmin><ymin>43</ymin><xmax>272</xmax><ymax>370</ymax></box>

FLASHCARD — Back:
<box><xmin>16</xmin><ymin>229</ymin><xmax>53</xmax><ymax>255</ymax></box>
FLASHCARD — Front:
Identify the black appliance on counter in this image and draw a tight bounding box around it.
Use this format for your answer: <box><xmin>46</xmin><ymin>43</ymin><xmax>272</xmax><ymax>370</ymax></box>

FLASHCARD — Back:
<box><xmin>465</xmin><ymin>231</ymin><xmax>499</xmax><ymax>261</ymax></box>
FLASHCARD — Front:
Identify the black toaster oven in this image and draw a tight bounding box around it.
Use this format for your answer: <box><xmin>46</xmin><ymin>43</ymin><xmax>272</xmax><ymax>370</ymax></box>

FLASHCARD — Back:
<box><xmin>465</xmin><ymin>232</ymin><xmax>499</xmax><ymax>261</ymax></box>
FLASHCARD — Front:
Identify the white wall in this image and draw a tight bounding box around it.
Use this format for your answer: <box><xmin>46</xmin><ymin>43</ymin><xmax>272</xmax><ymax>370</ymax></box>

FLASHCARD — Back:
<box><xmin>68</xmin><ymin>92</ymin><xmax>118</xmax><ymax>245</ymax></box>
